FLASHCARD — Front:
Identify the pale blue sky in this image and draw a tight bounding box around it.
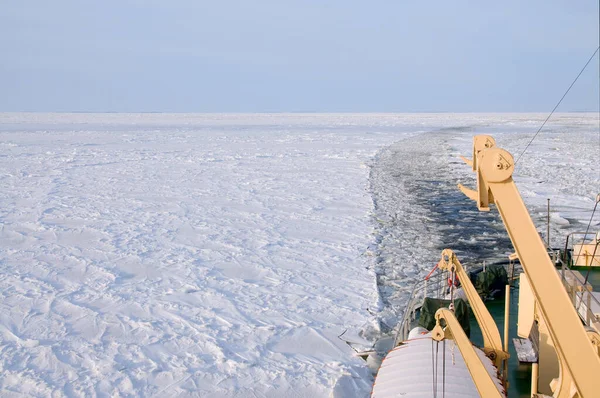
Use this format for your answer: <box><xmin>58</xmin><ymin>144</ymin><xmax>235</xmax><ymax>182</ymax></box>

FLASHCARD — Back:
<box><xmin>1</xmin><ymin>1</ymin><xmax>598</xmax><ymax>112</ymax></box>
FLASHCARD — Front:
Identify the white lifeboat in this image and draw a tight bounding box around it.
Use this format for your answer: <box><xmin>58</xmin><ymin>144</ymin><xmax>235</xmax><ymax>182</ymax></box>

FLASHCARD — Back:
<box><xmin>371</xmin><ymin>330</ymin><xmax>505</xmax><ymax>397</ymax></box>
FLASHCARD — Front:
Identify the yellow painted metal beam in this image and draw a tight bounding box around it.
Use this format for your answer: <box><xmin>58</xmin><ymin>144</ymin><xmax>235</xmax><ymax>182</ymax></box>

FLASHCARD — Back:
<box><xmin>437</xmin><ymin>249</ymin><xmax>508</xmax><ymax>367</ymax></box>
<box><xmin>469</xmin><ymin>142</ymin><xmax>600</xmax><ymax>396</ymax></box>
<box><xmin>432</xmin><ymin>308</ymin><xmax>504</xmax><ymax>397</ymax></box>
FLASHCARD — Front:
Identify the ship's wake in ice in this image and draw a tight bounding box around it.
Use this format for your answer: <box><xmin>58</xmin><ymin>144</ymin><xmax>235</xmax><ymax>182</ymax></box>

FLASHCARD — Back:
<box><xmin>369</xmin><ymin>130</ymin><xmax>513</xmax><ymax>333</ymax></box>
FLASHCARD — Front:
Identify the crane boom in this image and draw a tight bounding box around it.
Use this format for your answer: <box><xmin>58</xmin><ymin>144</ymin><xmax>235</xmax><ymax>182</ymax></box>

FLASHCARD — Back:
<box><xmin>460</xmin><ymin>139</ymin><xmax>600</xmax><ymax>396</ymax></box>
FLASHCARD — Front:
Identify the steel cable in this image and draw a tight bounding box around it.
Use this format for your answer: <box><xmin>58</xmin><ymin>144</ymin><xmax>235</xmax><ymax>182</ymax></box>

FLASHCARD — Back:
<box><xmin>515</xmin><ymin>46</ymin><xmax>600</xmax><ymax>164</ymax></box>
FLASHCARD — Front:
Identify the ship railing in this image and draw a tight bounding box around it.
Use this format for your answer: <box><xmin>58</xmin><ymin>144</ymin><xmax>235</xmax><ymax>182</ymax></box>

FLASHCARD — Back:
<box><xmin>558</xmin><ymin>258</ymin><xmax>600</xmax><ymax>331</ymax></box>
<box><xmin>393</xmin><ymin>270</ymin><xmax>449</xmax><ymax>346</ymax></box>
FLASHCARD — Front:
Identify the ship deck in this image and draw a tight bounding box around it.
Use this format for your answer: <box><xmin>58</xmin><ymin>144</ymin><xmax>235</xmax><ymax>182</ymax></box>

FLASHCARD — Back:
<box><xmin>473</xmin><ymin>265</ymin><xmax>600</xmax><ymax>397</ymax></box>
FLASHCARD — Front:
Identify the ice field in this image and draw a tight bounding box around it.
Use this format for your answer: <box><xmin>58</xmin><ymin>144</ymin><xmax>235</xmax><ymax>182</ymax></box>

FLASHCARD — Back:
<box><xmin>0</xmin><ymin>113</ymin><xmax>598</xmax><ymax>397</ymax></box>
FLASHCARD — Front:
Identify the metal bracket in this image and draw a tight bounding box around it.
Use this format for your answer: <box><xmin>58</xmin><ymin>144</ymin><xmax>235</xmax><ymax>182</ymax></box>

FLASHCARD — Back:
<box><xmin>458</xmin><ymin>135</ymin><xmax>505</xmax><ymax>211</ymax></box>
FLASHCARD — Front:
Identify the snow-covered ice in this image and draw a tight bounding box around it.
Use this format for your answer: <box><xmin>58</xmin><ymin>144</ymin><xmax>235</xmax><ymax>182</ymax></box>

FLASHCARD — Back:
<box><xmin>0</xmin><ymin>113</ymin><xmax>598</xmax><ymax>397</ymax></box>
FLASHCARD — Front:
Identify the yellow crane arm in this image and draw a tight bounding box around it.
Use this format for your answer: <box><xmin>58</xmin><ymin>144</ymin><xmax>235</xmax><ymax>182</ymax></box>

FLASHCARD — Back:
<box><xmin>461</xmin><ymin>141</ymin><xmax>600</xmax><ymax>396</ymax></box>
<box><xmin>431</xmin><ymin>308</ymin><xmax>505</xmax><ymax>397</ymax></box>
<box><xmin>438</xmin><ymin>249</ymin><xmax>508</xmax><ymax>368</ymax></box>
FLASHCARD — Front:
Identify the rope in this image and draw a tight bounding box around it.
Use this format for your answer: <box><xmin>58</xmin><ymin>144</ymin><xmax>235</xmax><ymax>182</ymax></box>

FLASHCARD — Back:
<box><xmin>450</xmin><ymin>269</ymin><xmax>456</xmax><ymax>310</ymax></box>
<box><xmin>432</xmin><ymin>339</ymin><xmax>436</xmax><ymax>398</ymax></box>
<box><xmin>435</xmin><ymin>340</ymin><xmax>439</xmax><ymax>398</ymax></box>
<box><xmin>515</xmin><ymin>46</ymin><xmax>600</xmax><ymax>164</ymax></box>
<box><xmin>442</xmin><ymin>339</ymin><xmax>446</xmax><ymax>398</ymax></box>
<box><xmin>425</xmin><ymin>261</ymin><xmax>441</xmax><ymax>280</ymax></box>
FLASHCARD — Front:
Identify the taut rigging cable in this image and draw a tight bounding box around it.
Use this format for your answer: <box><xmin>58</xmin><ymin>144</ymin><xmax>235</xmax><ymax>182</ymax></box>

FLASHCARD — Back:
<box><xmin>514</xmin><ymin>46</ymin><xmax>600</xmax><ymax>164</ymax></box>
